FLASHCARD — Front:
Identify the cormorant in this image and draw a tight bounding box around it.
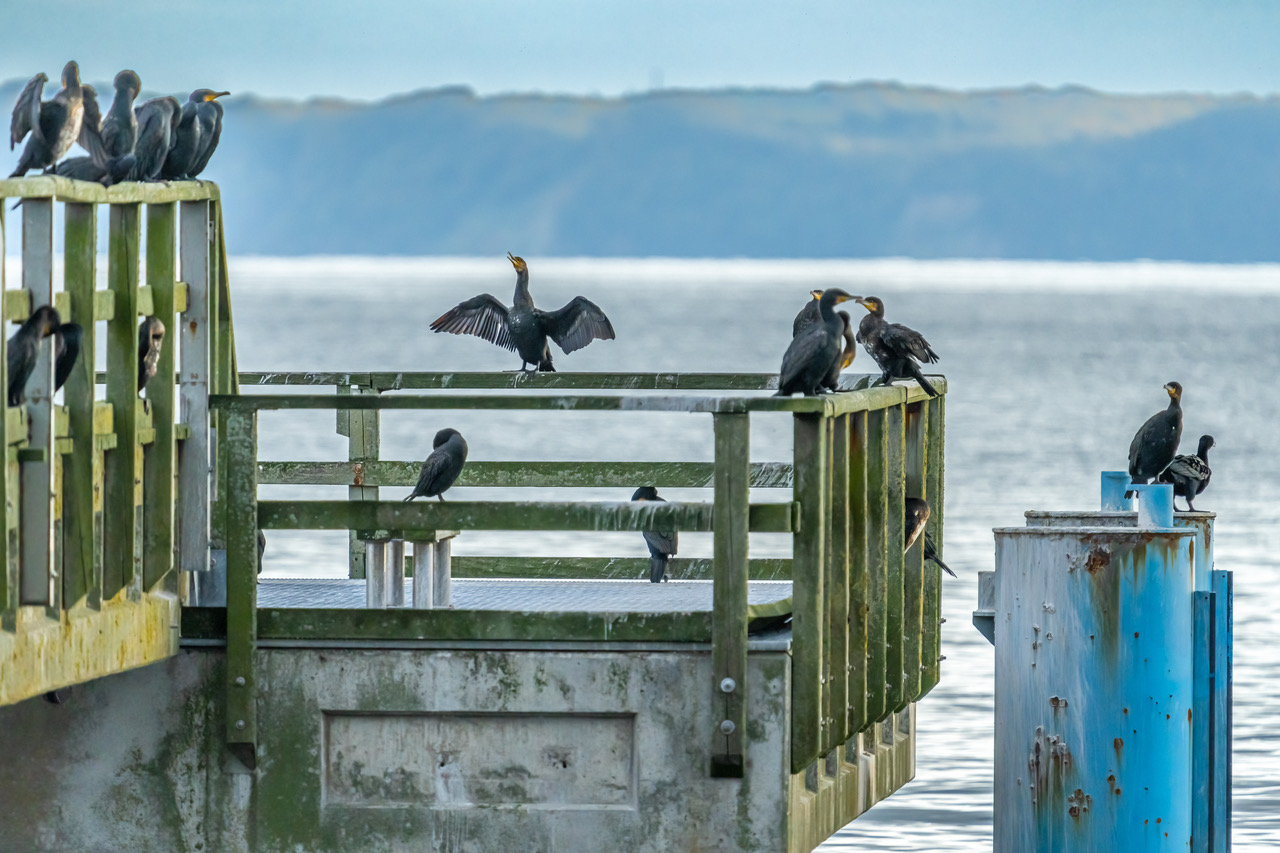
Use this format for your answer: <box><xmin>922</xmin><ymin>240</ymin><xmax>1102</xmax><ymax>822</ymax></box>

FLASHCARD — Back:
<box><xmin>430</xmin><ymin>253</ymin><xmax>615</xmax><ymax>372</ymax></box>
<box><xmin>54</xmin><ymin>322</ymin><xmax>83</xmax><ymax>391</ymax></box>
<box><xmin>137</xmin><ymin>316</ymin><xmax>165</xmax><ymax>394</ymax></box>
<box><xmin>820</xmin><ymin>311</ymin><xmax>856</xmax><ymax>392</ymax></box>
<box><xmin>9</xmin><ymin>61</ymin><xmax>86</xmax><ymax>177</ymax></box>
<box><xmin>632</xmin><ymin>486</ymin><xmax>677</xmax><ymax>583</ymax></box>
<box><xmin>854</xmin><ymin>296</ymin><xmax>940</xmax><ymax>397</ymax></box>
<box><xmin>1157</xmin><ymin>433</ymin><xmax>1213</xmax><ymax>512</ymax></box>
<box><xmin>162</xmin><ymin>89</ymin><xmax>229</xmax><ymax>180</ymax></box>
<box><xmin>1128</xmin><ymin>381</ymin><xmax>1182</xmax><ymax>485</ymax></box>
<box><xmin>257</xmin><ymin>530</ymin><xmax>267</xmax><ymax>575</ymax></box>
<box><xmin>776</xmin><ymin>288</ymin><xmax>856</xmax><ymax>396</ymax></box>
<box><xmin>404</xmin><ymin>428</ymin><xmax>468</xmax><ymax>502</ymax></box>
<box><xmin>100</xmin><ymin>70</ymin><xmax>141</xmax><ymax>160</ymax></box>
<box><xmin>54</xmin><ymin>154</ymin><xmax>134</xmax><ymax>186</ymax></box>
<box><xmin>130</xmin><ymin>97</ymin><xmax>181</xmax><ymax>181</ymax></box>
<box><xmin>791</xmin><ymin>289</ymin><xmax>824</xmax><ymax>336</ymax></box>
<box><xmin>904</xmin><ymin>496</ymin><xmax>956</xmax><ymax>577</ymax></box>
<box><xmin>7</xmin><ymin>305</ymin><xmax>61</xmax><ymax>406</ymax></box>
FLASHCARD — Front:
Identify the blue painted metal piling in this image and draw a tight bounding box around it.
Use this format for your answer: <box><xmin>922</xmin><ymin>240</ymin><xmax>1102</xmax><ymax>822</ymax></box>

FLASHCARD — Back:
<box><xmin>978</xmin><ymin>473</ymin><xmax>1232</xmax><ymax>852</ymax></box>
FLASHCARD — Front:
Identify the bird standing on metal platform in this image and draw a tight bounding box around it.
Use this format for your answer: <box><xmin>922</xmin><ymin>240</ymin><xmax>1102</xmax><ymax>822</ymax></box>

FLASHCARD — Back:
<box><xmin>430</xmin><ymin>253</ymin><xmax>615</xmax><ymax>372</ymax></box>
<box><xmin>905</xmin><ymin>497</ymin><xmax>956</xmax><ymax>577</ymax></box>
<box><xmin>7</xmin><ymin>305</ymin><xmax>61</xmax><ymax>406</ymax></box>
<box><xmin>1158</xmin><ymin>433</ymin><xmax>1213</xmax><ymax>511</ymax></box>
<box><xmin>9</xmin><ymin>61</ymin><xmax>87</xmax><ymax>177</ymax></box>
<box><xmin>137</xmin><ymin>316</ymin><xmax>165</xmax><ymax>395</ymax></box>
<box><xmin>54</xmin><ymin>323</ymin><xmax>83</xmax><ymax>391</ymax></box>
<box><xmin>405</xmin><ymin>428</ymin><xmax>469</xmax><ymax>502</ymax></box>
<box><xmin>853</xmin><ymin>296</ymin><xmax>940</xmax><ymax>398</ymax></box>
<box><xmin>632</xmin><ymin>486</ymin><xmax>678</xmax><ymax>583</ymax></box>
<box><xmin>162</xmin><ymin>89</ymin><xmax>230</xmax><ymax>180</ymax></box>
<box><xmin>776</xmin><ymin>288</ymin><xmax>856</xmax><ymax>396</ymax></box>
<box><xmin>792</xmin><ymin>289</ymin><xmax>824</xmax><ymax>336</ymax></box>
<box><xmin>1128</xmin><ymin>381</ymin><xmax>1183</xmax><ymax>486</ymax></box>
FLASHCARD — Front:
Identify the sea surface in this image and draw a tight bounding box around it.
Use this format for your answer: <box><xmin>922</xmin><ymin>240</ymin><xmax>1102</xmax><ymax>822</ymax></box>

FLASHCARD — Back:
<box><xmin>219</xmin><ymin>256</ymin><xmax>1280</xmax><ymax>851</ymax></box>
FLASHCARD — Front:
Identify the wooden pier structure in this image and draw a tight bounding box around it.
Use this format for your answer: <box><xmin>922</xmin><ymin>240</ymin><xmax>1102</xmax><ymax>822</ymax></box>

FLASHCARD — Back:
<box><xmin>0</xmin><ymin>178</ymin><xmax>948</xmax><ymax>852</ymax></box>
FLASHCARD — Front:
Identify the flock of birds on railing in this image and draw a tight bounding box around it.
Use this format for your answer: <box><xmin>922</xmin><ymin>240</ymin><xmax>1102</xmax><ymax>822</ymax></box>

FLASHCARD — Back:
<box><xmin>8</xmin><ymin>60</ymin><xmax>227</xmax><ymax>185</ymax></box>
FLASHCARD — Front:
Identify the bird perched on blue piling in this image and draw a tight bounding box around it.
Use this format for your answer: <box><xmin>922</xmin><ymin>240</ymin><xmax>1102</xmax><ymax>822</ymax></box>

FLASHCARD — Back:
<box><xmin>1128</xmin><ymin>381</ymin><xmax>1183</xmax><ymax>488</ymax></box>
<box><xmin>1158</xmin><ymin>434</ymin><xmax>1213</xmax><ymax>512</ymax></box>
<box><xmin>632</xmin><ymin>486</ymin><xmax>678</xmax><ymax>583</ymax></box>
<box><xmin>905</xmin><ymin>497</ymin><xmax>955</xmax><ymax>577</ymax></box>
<box><xmin>7</xmin><ymin>306</ymin><xmax>61</xmax><ymax>406</ymax></box>
<box><xmin>854</xmin><ymin>296</ymin><xmax>940</xmax><ymax>397</ymax></box>
<box><xmin>430</xmin><ymin>253</ymin><xmax>615</xmax><ymax>372</ymax></box>
<box><xmin>777</xmin><ymin>288</ymin><xmax>857</xmax><ymax>396</ymax></box>
<box><xmin>9</xmin><ymin>61</ymin><xmax>87</xmax><ymax>177</ymax></box>
<box><xmin>405</xmin><ymin>428</ymin><xmax>469</xmax><ymax>502</ymax></box>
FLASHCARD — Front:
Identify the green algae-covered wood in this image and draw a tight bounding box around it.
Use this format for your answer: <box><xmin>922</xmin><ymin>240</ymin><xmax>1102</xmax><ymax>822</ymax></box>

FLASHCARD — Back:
<box><xmin>826</xmin><ymin>413</ymin><xmax>851</xmax><ymax>749</ymax></box>
<box><xmin>447</xmin><ymin>555</ymin><xmax>793</xmax><ymax>580</ymax></box>
<box><xmin>225</xmin><ymin>408</ymin><xmax>258</xmax><ymax>768</ymax></box>
<box><xmin>62</xmin><ymin>202</ymin><xmax>98</xmax><ymax>608</ymax></box>
<box><xmin>0</xmin><ymin>205</ymin><xmax>8</xmax><ymax>619</ymax></box>
<box><xmin>711</xmin><ymin>412</ymin><xmax>749</xmax><ymax>777</ymax></box>
<box><xmin>885</xmin><ymin>404</ymin><xmax>907</xmax><ymax>713</ymax></box>
<box><xmin>103</xmin><ymin>203</ymin><xmax>141</xmax><ymax>599</ymax></box>
<box><xmin>902</xmin><ymin>401</ymin><xmax>926</xmax><ymax>702</ymax></box>
<box><xmin>790</xmin><ymin>413</ymin><xmax>827</xmax><ymax>774</ymax></box>
<box><xmin>845</xmin><ymin>410</ymin><xmax>870</xmax><ymax>737</ymax></box>
<box><xmin>143</xmin><ymin>202</ymin><xmax>177</xmax><ymax>591</ymax></box>
<box><xmin>921</xmin><ymin>394</ymin><xmax>946</xmax><ymax>694</ymax></box>
<box><xmin>863</xmin><ymin>407</ymin><xmax>890</xmax><ymax>725</ymax></box>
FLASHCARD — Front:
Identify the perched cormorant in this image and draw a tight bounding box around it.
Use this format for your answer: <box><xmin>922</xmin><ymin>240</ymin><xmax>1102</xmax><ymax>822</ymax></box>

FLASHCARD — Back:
<box><xmin>791</xmin><ymin>289</ymin><xmax>824</xmax><ymax>336</ymax></box>
<box><xmin>904</xmin><ymin>497</ymin><xmax>956</xmax><ymax>578</ymax></box>
<box><xmin>7</xmin><ymin>305</ymin><xmax>61</xmax><ymax>406</ymax></box>
<box><xmin>777</xmin><ymin>288</ymin><xmax>856</xmax><ymax>396</ymax></box>
<box><xmin>1128</xmin><ymin>382</ymin><xmax>1183</xmax><ymax>485</ymax></box>
<box><xmin>430</xmin><ymin>253</ymin><xmax>615</xmax><ymax>372</ymax></box>
<box><xmin>257</xmin><ymin>530</ymin><xmax>267</xmax><ymax>575</ymax></box>
<box><xmin>130</xmin><ymin>97</ymin><xmax>181</xmax><ymax>181</ymax></box>
<box><xmin>54</xmin><ymin>154</ymin><xmax>134</xmax><ymax>186</ymax></box>
<box><xmin>9</xmin><ymin>61</ymin><xmax>87</xmax><ymax>177</ymax></box>
<box><xmin>1158</xmin><ymin>433</ymin><xmax>1214</xmax><ymax>512</ymax></box>
<box><xmin>137</xmin><ymin>316</ymin><xmax>165</xmax><ymax>394</ymax></box>
<box><xmin>100</xmin><ymin>70</ymin><xmax>141</xmax><ymax>160</ymax></box>
<box><xmin>187</xmin><ymin>89</ymin><xmax>229</xmax><ymax>178</ymax></box>
<box><xmin>821</xmin><ymin>311</ymin><xmax>856</xmax><ymax>392</ymax></box>
<box><xmin>632</xmin><ymin>486</ymin><xmax>677</xmax><ymax>583</ymax></box>
<box><xmin>854</xmin><ymin>296</ymin><xmax>940</xmax><ymax>397</ymax></box>
<box><xmin>162</xmin><ymin>89</ymin><xmax>229</xmax><ymax>180</ymax></box>
<box><xmin>404</xmin><ymin>428</ymin><xmax>468</xmax><ymax>502</ymax></box>
<box><xmin>54</xmin><ymin>322</ymin><xmax>83</xmax><ymax>391</ymax></box>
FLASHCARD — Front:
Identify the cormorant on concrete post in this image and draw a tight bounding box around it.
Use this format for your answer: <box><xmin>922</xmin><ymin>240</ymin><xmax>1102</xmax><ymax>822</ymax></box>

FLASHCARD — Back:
<box><xmin>430</xmin><ymin>253</ymin><xmax>616</xmax><ymax>372</ymax></box>
<box><xmin>137</xmin><ymin>316</ymin><xmax>165</xmax><ymax>394</ymax></box>
<box><xmin>854</xmin><ymin>296</ymin><xmax>940</xmax><ymax>397</ymax></box>
<box><xmin>792</xmin><ymin>289</ymin><xmax>824</xmax><ymax>336</ymax></box>
<box><xmin>776</xmin><ymin>288</ymin><xmax>856</xmax><ymax>396</ymax></box>
<box><xmin>632</xmin><ymin>486</ymin><xmax>678</xmax><ymax>583</ymax></box>
<box><xmin>7</xmin><ymin>305</ymin><xmax>60</xmax><ymax>406</ymax></box>
<box><xmin>162</xmin><ymin>89</ymin><xmax>229</xmax><ymax>180</ymax></box>
<box><xmin>1158</xmin><ymin>433</ymin><xmax>1213</xmax><ymax>511</ymax></box>
<box><xmin>904</xmin><ymin>496</ymin><xmax>956</xmax><ymax>577</ymax></box>
<box><xmin>405</xmin><ymin>428</ymin><xmax>469</xmax><ymax>502</ymax></box>
<box><xmin>54</xmin><ymin>322</ymin><xmax>83</xmax><ymax>391</ymax></box>
<box><xmin>9</xmin><ymin>61</ymin><xmax>87</xmax><ymax>177</ymax></box>
<box><xmin>1128</xmin><ymin>381</ymin><xmax>1183</xmax><ymax>485</ymax></box>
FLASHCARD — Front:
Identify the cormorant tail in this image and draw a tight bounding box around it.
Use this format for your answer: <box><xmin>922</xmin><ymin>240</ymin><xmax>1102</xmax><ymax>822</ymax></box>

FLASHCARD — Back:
<box><xmin>538</xmin><ymin>354</ymin><xmax>556</xmax><ymax>372</ymax></box>
<box><xmin>907</xmin><ymin>362</ymin><xmax>939</xmax><ymax>397</ymax></box>
<box><xmin>929</xmin><ymin>554</ymin><xmax>957</xmax><ymax>578</ymax></box>
<box><xmin>649</xmin><ymin>554</ymin><xmax>668</xmax><ymax>583</ymax></box>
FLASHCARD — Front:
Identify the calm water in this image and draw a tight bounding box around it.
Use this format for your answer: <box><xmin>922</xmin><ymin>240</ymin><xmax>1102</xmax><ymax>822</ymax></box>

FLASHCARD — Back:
<box><xmin>226</xmin><ymin>256</ymin><xmax>1280</xmax><ymax>851</ymax></box>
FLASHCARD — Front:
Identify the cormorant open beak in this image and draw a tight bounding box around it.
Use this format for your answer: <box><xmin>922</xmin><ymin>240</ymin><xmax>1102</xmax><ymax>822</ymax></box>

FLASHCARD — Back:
<box><xmin>855</xmin><ymin>297</ymin><xmax>874</xmax><ymax>311</ymax></box>
<box><xmin>206</xmin><ymin>91</ymin><xmax>230</xmax><ymax>101</ymax></box>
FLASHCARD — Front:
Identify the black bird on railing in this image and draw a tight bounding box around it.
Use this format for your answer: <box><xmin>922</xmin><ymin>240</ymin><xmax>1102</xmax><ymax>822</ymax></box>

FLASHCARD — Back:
<box><xmin>55</xmin><ymin>153</ymin><xmax>134</xmax><ymax>186</ymax></box>
<box><xmin>854</xmin><ymin>296</ymin><xmax>940</xmax><ymax>398</ymax></box>
<box><xmin>405</xmin><ymin>428</ymin><xmax>469</xmax><ymax>502</ymax></box>
<box><xmin>905</xmin><ymin>497</ymin><xmax>956</xmax><ymax>577</ymax></box>
<box><xmin>776</xmin><ymin>288</ymin><xmax>856</xmax><ymax>396</ymax></box>
<box><xmin>1158</xmin><ymin>433</ymin><xmax>1214</xmax><ymax>512</ymax></box>
<box><xmin>792</xmin><ymin>289</ymin><xmax>824</xmax><ymax>336</ymax></box>
<box><xmin>137</xmin><ymin>316</ymin><xmax>165</xmax><ymax>394</ymax></box>
<box><xmin>9</xmin><ymin>61</ymin><xmax>87</xmax><ymax>177</ymax></box>
<box><xmin>162</xmin><ymin>89</ymin><xmax>229</xmax><ymax>180</ymax></box>
<box><xmin>431</xmin><ymin>253</ymin><xmax>615</xmax><ymax>372</ymax></box>
<box><xmin>130</xmin><ymin>96</ymin><xmax>181</xmax><ymax>182</ymax></box>
<box><xmin>1128</xmin><ymin>381</ymin><xmax>1183</xmax><ymax>487</ymax></box>
<box><xmin>7</xmin><ymin>305</ymin><xmax>61</xmax><ymax>406</ymax></box>
<box><xmin>54</xmin><ymin>323</ymin><xmax>83</xmax><ymax>391</ymax></box>
<box><xmin>820</xmin><ymin>311</ymin><xmax>856</xmax><ymax>393</ymax></box>
<box><xmin>632</xmin><ymin>486</ymin><xmax>678</xmax><ymax>583</ymax></box>
<box><xmin>101</xmin><ymin>70</ymin><xmax>141</xmax><ymax>160</ymax></box>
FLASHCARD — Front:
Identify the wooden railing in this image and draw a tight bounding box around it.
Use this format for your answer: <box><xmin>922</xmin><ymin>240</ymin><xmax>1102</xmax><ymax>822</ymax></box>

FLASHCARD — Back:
<box><xmin>0</xmin><ymin>177</ymin><xmax>235</xmax><ymax>706</ymax></box>
<box><xmin>213</xmin><ymin>371</ymin><xmax>947</xmax><ymax>775</ymax></box>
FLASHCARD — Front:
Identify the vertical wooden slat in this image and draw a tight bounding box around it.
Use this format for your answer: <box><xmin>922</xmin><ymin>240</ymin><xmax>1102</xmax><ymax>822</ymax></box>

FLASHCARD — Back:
<box><xmin>885</xmin><ymin>403</ymin><xmax>907</xmax><ymax>713</ymax></box>
<box><xmin>225</xmin><ymin>408</ymin><xmax>258</xmax><ymax>770</ymax></box>
<box><xmin>0</xmin><ymin>201</ymin><xmax>8</xmax><ymax>620</ymax></box>
<box><xmin>19</xmin><ymin>199</ymin><xmax>55</xmax><ymax>607</ymax></box>
<box><xmin>178</xmin><ymin>199</ymin><xmax>211</xmax><ymax>585</ymax></box>
<box><xmin>846</xmin><ymin>410</ymin><xmax>869</xmax><ymax>736</ymax></box>
<box><xmin>103</xmin><ymin>203</ymin><xmax>141</xmax><ymax>600</ymax></box>
<box><xmin>207</xmin><ymin>206</ymin><xmax>231</xmax><ymax>602</ymax></box>
<box><xmin>338</xmin><ymin>384</ymin><xmax>380</xmax><ymax>579</ymax></box>
<box><xmin>711</xmin><ymin>411</ymin><xmax>749</xmax><ymax>778</ymax></box>
<box><xmin>902</xmin><ymin>401</ymin><xmax>926</xmax><ymax>702</ymax></box>
<box><xmin>791</xmin><ymin>412</ymin><xmax>827</xmax><ymax>773</ymax></box>
<box><xmin>143</xmin><ymin>202</ymin><xmax>177</xmax><ymax>591</ymax></box>
<box><xmin>827</xmin><ymin>413</ymin><xmax>851</xmax><ymax>748</ymax></box>
<box><xmin>863</xmin><ymin>408</ymin><xmax>889</xmax><ymax>726</ymax></box>
<box><xmin>921</xmin><ymin>394</ymin><xmax>946</xmax><ymax>693</ymax></box>
<box><xmin>62</xmin><ymin>202</ymin><xmax>97</xmax><ymax>608</ymax></box>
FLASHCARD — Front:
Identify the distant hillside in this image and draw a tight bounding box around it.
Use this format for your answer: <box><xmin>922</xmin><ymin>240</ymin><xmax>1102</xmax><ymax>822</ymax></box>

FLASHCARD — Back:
<box><xmin>2</xmin><ymin>80</ymin><xmax>1278</xmax><ymax>261</ymax></box>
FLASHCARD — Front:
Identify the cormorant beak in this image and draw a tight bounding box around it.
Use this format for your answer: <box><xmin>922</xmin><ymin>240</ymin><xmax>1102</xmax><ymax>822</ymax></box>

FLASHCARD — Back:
<box><xmin>206</xmin><ymin>91</ymin><xmax>230</xmax><ymax>102</ymax></box>
<box><xmin>833</xmin><ymin>293</ymin><xmax>855</xmax><ymax>305</ymax></box>
<box><xmin>855</xmin><ymin>297</ymin><xmax>874</xmax><ymax>312</ymax></box>
<box><xmin>809</xmin><ymin>290</ymin><xmax>823</xmax><ymax>300</ymax></box>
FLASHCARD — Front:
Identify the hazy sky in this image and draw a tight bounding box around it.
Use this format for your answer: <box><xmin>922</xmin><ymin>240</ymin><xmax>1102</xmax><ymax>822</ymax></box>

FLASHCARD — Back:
<box><xmin>2</xmin><ymin>0</ymin><xmax>1278</xmax><ymax>101</ymax></box>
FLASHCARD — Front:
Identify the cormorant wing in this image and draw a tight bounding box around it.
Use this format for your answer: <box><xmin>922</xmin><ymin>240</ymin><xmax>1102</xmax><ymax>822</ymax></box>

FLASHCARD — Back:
<box><xmin>881</xmin><ymin>322</ymin><xmax>939</xmax><ymax>364</ymax></box>
<box><xmin>793</xmin><ymin>300</ymin><xmax>820</xmax><ymax>337</ymax></box>
<box><xmin>77</xmin><ymin>85</ymin><xmax>107</xmax><ymax>165</ymax></box>
<box><xmin>537</xmin><ymin>296</ymin><xmax>615</xmax><ymax>354</ymax></box>
<box><xmin>430</xmin><ymin>294</ymin><xmax>515</xmax><ymax>351</ymax></box>
<box><xmin>10</xmin><ymin>73</ymin><xmax>47</xmax><ymax>149</ymax></box>
<box><xmin>55</xmin><ymin>156</ymin><xmax>107</xmax><ymax>182</ymax></box>
<box><xmin>131</xmin><ymin>98</ymin><xmax>175</xmax><ymax>180</ymax></box>
<box><xmin>779</xmin><ymin>325</ymin><xmax>830</xmax><ymax>386</ymax></box>
<box><xmin>189</xmin><ymin>100</ymin><xmax>223</xmax><ymax>177</ymax></box>
<box><xmin>1163</xmin><ymin>454</ymin><xmax>1208</xmax><ymax>481</ymax></box>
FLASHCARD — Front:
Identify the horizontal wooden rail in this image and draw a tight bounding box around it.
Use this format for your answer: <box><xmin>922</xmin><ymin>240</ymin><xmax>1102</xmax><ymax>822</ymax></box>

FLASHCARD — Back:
<box><xmin>240</xmin><ymin>371</ymin><xmax>784</xmax><ymax>391</ymax></box>
<box><xmin>257</xmin><ymin>499</ymin><xmax>796</xmax><ymax>533</ymax></box>
<box><xmin>257</xmin><ymin>460</ymin><xmax>795</xmax><ymax>489</ymax></box>
<box><xmin>449</xmin><ymin>556</ymin><xmax>793</xmax><ymax>580</ymax></box>
<box><xmin>0</xmin><ymin>176</ymin><xmax>221</xmax><ymax>204</ymax></box>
